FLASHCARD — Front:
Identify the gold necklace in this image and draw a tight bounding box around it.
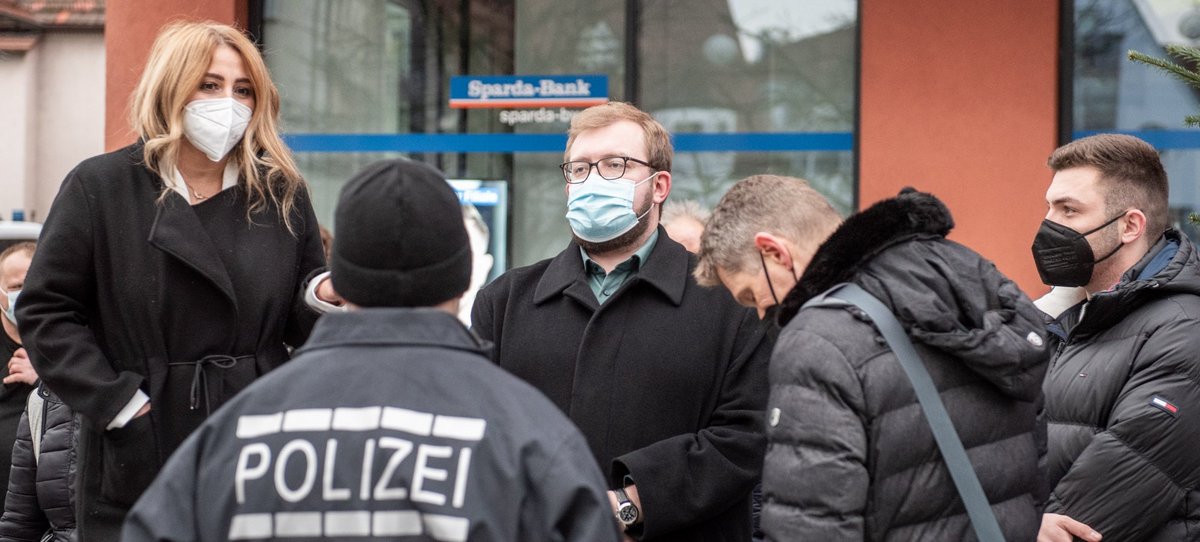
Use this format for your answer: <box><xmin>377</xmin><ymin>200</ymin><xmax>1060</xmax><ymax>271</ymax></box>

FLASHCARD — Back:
<box><xmin>188</xmin><ymin>184</ymin><xmax>208</xmax><ymax>201</ymax></box>
<box><xmin>180</xmin><ymin>179</ymin><xmax>209</xmax><ymax>201</ymax></box>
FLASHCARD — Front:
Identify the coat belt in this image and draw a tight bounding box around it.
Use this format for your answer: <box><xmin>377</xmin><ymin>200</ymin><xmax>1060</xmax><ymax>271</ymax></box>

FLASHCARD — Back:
<box><xmin>167</xmin><ymin>354</ymin><xmax>255</xmax><ymax>415</ymax></box>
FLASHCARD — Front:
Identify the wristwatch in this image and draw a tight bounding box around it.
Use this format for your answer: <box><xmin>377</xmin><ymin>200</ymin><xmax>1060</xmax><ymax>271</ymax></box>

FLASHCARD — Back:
<box><xmin>614</xmin><ymin>486</ymin><xmax>641</xmax><ymax>529</ymax></box>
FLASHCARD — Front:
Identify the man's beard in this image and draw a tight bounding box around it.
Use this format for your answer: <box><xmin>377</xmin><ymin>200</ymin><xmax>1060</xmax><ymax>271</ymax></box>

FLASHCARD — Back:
<box><xmin>1087</xmin><ymin>223</ymin><xmax>1124</xmax><ymax>279</ymax></box>
<box><xmin>573</xmin><ymin>192</ymin><xmax>656</xmax><ymax>255</ymax></box>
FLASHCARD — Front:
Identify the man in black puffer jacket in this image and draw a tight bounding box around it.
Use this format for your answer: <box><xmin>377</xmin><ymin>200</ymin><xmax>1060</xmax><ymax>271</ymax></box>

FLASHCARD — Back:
<box><xmin>696</xmin><ymin>175</ymin><xmax>1049</xmax><ymax>541</ymax></box>
<box><xmin>1031</xmin><ymin>134</ymin><xmax>1200</xmax><ymax>542</ymax></box>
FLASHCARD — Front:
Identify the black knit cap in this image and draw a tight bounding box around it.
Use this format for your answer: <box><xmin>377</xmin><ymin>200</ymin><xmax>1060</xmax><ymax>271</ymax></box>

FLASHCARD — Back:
<box><xmin>331</xmin><ymin>159</ymin><xmax>471</xmax><ymax>308</ymax></box>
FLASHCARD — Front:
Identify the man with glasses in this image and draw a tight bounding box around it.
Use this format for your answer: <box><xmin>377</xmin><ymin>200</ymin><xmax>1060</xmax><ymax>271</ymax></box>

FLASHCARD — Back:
<box><xmin>472</xmin><ymin>102</ymin><xmax>770</xmax><ymax>541</ymax></box>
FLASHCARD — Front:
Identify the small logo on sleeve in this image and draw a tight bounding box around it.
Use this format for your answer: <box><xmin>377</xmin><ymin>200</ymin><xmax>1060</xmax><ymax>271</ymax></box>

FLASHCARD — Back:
<box><xmin>1151</xmin><ymin>396</ymin><xmax>1178</xmax><ymax>416</ymax></box>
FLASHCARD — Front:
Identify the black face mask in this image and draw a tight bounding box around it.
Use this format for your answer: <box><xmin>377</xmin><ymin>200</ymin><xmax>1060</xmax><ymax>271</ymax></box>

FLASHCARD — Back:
<box><xmin>1031</xmin><ymin>213</ymin><xmax>1126</xmax><ymax>287</ymax></box>
<box><xmin>760</xmin><ymin>251</ymin><xmax>782</xmax><ymax>308</ymax></box>
<box><xmin>758</xmin><ymin>250</ymin><xmax>799</xmax><ymax>318</ymax></box>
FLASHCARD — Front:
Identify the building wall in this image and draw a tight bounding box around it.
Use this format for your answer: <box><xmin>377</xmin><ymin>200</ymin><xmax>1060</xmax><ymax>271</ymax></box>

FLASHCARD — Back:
<box><xmin>103</xmin><ymin>0</ymin><xmax>1062</xmax><ymax>295</ymax></box>
<box><xmin>104</xmin><ymin>0</ymin><xmax>246</xmax><ymax>150</ymax></box>
<box><xmin>0</xmin><ymin>45</ymin><xmax>39</xmax><ymax>222</ymax></box>
<box><xmin>33</xmin><ymin>32</ymin><xmax>106</xmax><ymax>222</ymax></box>
<box><xmin>859</xmin><ymin>0</ymin><xmax>1060</xmax><ymax>295</ymax></box>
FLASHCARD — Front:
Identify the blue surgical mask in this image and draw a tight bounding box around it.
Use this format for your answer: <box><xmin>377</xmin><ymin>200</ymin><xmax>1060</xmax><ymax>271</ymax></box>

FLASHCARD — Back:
<box><xmin>1</xmin><ymin>288</ymin><xmax>18</xmax><ymax>326</ymax></box>
<box><xmin>565</xmin><ymin>171</ymin><xmax>657</xmax><ymax>242</ymax></box>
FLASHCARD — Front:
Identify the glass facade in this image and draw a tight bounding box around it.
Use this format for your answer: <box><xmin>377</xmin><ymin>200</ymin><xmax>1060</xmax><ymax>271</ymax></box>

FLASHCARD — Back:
<box><xmin>259</xmin><ymin>0</ymin><xmax>858</xmax><ymax>270</ymax></box>
<box><xmin>1071</xmin><ymin>0</ymin><xmax>1200</xmax><ymax>238</ymax></box>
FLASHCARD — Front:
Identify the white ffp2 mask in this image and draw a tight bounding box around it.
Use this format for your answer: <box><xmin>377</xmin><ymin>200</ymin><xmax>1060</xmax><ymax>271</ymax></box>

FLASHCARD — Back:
<box><xmin>183</xmin><ymin>98</ymin><xmax>252</xmax><ymax>162</ymax></box>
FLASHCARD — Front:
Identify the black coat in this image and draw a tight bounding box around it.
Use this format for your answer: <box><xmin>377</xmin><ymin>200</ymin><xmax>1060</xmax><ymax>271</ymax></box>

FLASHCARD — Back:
<box><xmin>1040</xmin><ymin>230</ymin><xmax>1200</xmax><ymax>541</ymax></box>
<box><xmin>0</xmin><ymin>333</ymin><xmax>34</xmax><ymax>516</ymax></box>
<box><xmin>122</xmin><ymin>309</ymin><xmax>620</xmax><ymax>542</ymax></box>
<box><xmin>17</xmin><ymin>143</ymin><xmax>325</xmax><ymax>539</ymax></box>
<box><xmin>472</xmin><ymin>229</ymin><xmax>771</xmax><ymax>542</ymax></box>
<box><xmin>766</xmin><ymin>191</ymin><xmax>1049</xmax><ymax>541</ymax></box>
<box><xmin>0</xmin><ymin>384</ymin><xmax>78</xmax><ymax>542</ymax></box>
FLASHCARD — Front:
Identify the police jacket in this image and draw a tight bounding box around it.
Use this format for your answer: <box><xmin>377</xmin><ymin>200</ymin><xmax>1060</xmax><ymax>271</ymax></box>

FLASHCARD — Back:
<box><xmin>1040</xmin><ymin>230</ymin><xmax>1200</xmax><ymax>541</ymax></box>
<box><xmin>122</xmin><ymin>308</ymin><xmax>620</xmax><ymax>542</ymax></box>
<box><xmin>0</xmin><ymin>385</ymin><xmax>78</xmax><ymax>542</ymax></box>
<box><xmin>764</xmin><ymin>191</ymin><xmax>1049</xmax><ymax>541</ymax></box>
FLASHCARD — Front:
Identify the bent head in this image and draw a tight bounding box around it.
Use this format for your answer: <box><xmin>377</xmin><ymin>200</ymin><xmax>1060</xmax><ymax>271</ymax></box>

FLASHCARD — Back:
<box><xmin>696</xmin><ymin>175</ymin><xmax>842</xmax><ymax>318</ymax></box>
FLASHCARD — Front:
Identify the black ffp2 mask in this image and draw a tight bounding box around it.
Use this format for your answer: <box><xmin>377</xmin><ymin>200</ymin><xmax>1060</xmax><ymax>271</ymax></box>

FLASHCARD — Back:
<box><xmin>1031</xmin><ymin>214</ymin><xmax>1125</xmax><ymax>287</ymax></box>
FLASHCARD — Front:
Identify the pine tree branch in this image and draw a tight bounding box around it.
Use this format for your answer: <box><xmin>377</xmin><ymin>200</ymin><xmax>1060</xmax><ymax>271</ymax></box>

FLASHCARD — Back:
<box><xmin>1166</xmin><ymin>44</ymin><xmax>1200</xmax><ymax>66</ymax></box>
<box><xmin>1128</xmin><ymin>49</ymin><xmax>1200</xmax><ymax>87</ymax></box>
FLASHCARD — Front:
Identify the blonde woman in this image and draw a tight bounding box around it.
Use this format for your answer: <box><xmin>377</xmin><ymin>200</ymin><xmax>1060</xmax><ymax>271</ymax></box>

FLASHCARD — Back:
<box><xmin>16</xmin><ymin>21</ymin><xmax>327</xmax><ymax>539</ymax></box>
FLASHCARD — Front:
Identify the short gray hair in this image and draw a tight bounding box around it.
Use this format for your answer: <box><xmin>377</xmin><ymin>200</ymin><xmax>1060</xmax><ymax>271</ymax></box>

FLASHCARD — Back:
<box><xmin>695</xmin><ymin>175</ymin><xmax>841</xmax><ymax>287</ymax></box>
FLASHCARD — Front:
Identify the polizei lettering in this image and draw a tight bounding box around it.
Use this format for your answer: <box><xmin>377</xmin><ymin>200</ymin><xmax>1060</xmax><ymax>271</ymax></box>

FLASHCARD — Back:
<box><xmin>227</xmin><ymin>407</ymin><xmax>486</xmax><ymax>541</ymax></box>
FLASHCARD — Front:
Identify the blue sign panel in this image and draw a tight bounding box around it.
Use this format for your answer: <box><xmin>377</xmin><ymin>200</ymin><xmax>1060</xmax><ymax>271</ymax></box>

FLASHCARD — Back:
<box><xmin>449</xmin><ymin>74</ymin><xmax>608</xmax><ymax>109</ymax></box>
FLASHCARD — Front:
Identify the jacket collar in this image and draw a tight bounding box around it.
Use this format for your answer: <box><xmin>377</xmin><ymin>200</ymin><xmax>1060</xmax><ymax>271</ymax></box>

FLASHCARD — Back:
<box><xmin>1071</xmin><ymin>229</ymin><xmax>1200</xmax><ymax>337</ymax></box>
<box><xmin>147</xmin><ymin>178</ymin><xmax>238</xmax><ymax>305</ymax></box>
<box><xmin>777</xmin><ymin>189</ymin><xmax>955</xmax><ymax>325</ymax></box>
<box><xmin>533</xmin><ymin>226</ymin><xmax>689</xmax><ymax>307</ymax></box>
<box><xmin>296</xmin><ymin>308</ymin><xmax>492</xmax><ymax>358</ymax></box>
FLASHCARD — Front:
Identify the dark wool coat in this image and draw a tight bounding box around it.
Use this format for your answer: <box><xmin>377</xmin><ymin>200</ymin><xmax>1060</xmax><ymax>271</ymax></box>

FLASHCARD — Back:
<box><xmin>16</xmin><ymin>143</ymin><xmax>325</xmax><ymax>540</ymax></box>
<box><xmin>1041</xmin><ymin>230</ymin><xmax>1200</xmax><ymax>541</ymax></box>
<box><xmin>0</xmin><ymin>385</ymin><xmax>78</xmax><ymax>542</ymax></box>
<box><xmin>0</xmin><ymin>333</ymin><xmax>34</xmax><ymax>515</ymax></box>
<box><xmin>472</xmin><ymin>228</ymin><xmax>771</xmax><ymax>542</ymax></box>
<box><xmin>122</xmin><ymin>309</ymin><xmax>620</xmax><ymax>542</ymax></box>
<box><xmin>765</xmin><ymin>191</ymin><xmax>1049</xmax><ymax>541</ymax></box>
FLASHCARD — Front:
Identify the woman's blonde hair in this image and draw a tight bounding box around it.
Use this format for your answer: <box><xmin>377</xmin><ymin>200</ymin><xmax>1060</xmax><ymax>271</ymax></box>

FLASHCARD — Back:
<box><xmin>130</xmin><ymin>20</ymin><xmax>305</xmax><ymax>233</ymax></box>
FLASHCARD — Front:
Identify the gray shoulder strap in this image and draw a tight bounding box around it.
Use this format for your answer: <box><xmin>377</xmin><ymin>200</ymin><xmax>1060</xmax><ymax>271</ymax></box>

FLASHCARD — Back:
<box><xmin>802</xmin><ymin>283</ymin><xmax>1006</xmax><ymax>542</ymax></box>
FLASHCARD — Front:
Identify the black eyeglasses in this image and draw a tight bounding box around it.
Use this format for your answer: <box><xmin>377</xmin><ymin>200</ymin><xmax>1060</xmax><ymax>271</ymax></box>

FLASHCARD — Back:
<box><xmin>559</xmin><ymin>156</ymin><xmax>654</xmax><ymax>184</ymax></box>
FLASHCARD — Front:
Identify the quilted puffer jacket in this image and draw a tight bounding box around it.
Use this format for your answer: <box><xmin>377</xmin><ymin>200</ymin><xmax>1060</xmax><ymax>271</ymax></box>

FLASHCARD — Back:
<box><xmin>0</xmin><ymin>384</ymin><xmax>78</xmax><ymax>542</ymax></box>
<box><xmin>763</xmin><ymin>190</ymin><xmax>1049</xmax><ymax>541</ymax></box>
<box><xmin>1039</xmin><ymin>230</ymin><xmax>1200</xmax><ymax>541</ymax></box>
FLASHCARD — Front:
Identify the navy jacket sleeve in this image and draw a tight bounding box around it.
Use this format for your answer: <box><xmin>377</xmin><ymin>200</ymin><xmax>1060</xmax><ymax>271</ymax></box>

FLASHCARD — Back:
<box><xmin>612</xmin><ymin>310</ymin><xmax>770</xmax><ymax>539</ymax></box>
<box><xmin>0</xmin><ymin>410</ymin><xmax>50</xmax><ymax>542</ymax></box>
<box><xmin>522</xmin><ymin>432</ymin><xmax>622</xmax><ymax>542</ymax></box>
<box><xmin>18</xmin><ymin>172</ymin><xmax>143</xmax><ymax>430</ymax></box>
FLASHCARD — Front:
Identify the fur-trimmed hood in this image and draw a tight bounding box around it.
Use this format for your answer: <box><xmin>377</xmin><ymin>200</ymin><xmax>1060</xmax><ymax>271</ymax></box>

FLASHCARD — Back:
<box><xmin>777</xmin><ymin>188</ymin><xmax>953</xmax><ymax>323</ymax></box>
<box><xmin>777</xmin><ymin>189</ymin><xmax>1048</xmax><ymax>400</ymax></box>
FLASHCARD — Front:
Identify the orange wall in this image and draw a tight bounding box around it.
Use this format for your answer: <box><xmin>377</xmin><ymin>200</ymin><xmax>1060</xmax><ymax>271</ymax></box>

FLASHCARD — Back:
<box><xmin>104</xmin><ymin>0</ymin><xmax>247</xmax><ymax>150</ymax></box>
<box><xmin>859</xmin><ymin>0</ymin><xmax>1060</xmax><ymax>296</ymax></box>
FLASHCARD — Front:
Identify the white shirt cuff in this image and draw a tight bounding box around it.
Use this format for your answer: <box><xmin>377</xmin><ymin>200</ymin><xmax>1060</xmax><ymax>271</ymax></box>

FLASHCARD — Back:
<box><xmin>107</xmin><ymin>389</ymin><xmax>149</xmax><ymax>430</ymax></box>
<box><xmin>305</xmin><ymin>271</ymin><xmax>346</xmax><ymax>313</ymax></box>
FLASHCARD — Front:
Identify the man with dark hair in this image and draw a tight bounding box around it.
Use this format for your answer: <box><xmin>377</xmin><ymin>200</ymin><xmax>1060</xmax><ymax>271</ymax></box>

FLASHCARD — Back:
<box><xmin>122</xmin><ymin>159</ymin><xmax>619</xmax><ymax>542</ymax></box>
<box><xmin>697</xmin><ymin>176</ymin><xmax>1049</xmax><ymax>541</ymax></box>
<box><xmin>1032</xmin><ymin>133</ymin><xmax>1200</xmax><ymax>541</ymax></box>
<box><xmin>472</xmin><ymin>102</ymin><xmax>770</xmax><ymax>541</ymax></box>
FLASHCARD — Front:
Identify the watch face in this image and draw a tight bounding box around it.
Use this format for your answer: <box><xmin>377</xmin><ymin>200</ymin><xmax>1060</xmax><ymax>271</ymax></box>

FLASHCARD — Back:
<box><xmin>618</xmin><ymin>503</ymin><xmax>639</xmax><ymax>524</ymax></box>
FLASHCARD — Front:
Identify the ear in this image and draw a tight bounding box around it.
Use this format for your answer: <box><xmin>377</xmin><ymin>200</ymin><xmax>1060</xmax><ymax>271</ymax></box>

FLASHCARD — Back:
<box><xmin>652</xmin><ymin>171</ymin><xmax>671</xmax><ymax>205</ymax></box>
<box><xmin>1120</xmin><ymin>209</ymin><xmax>1147</xmax><ymax>244</ymax></box>
<box><xmin>753</xmin><ymin>232</ymin><xmax>792</xmax><ymax>269</ymax></box>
